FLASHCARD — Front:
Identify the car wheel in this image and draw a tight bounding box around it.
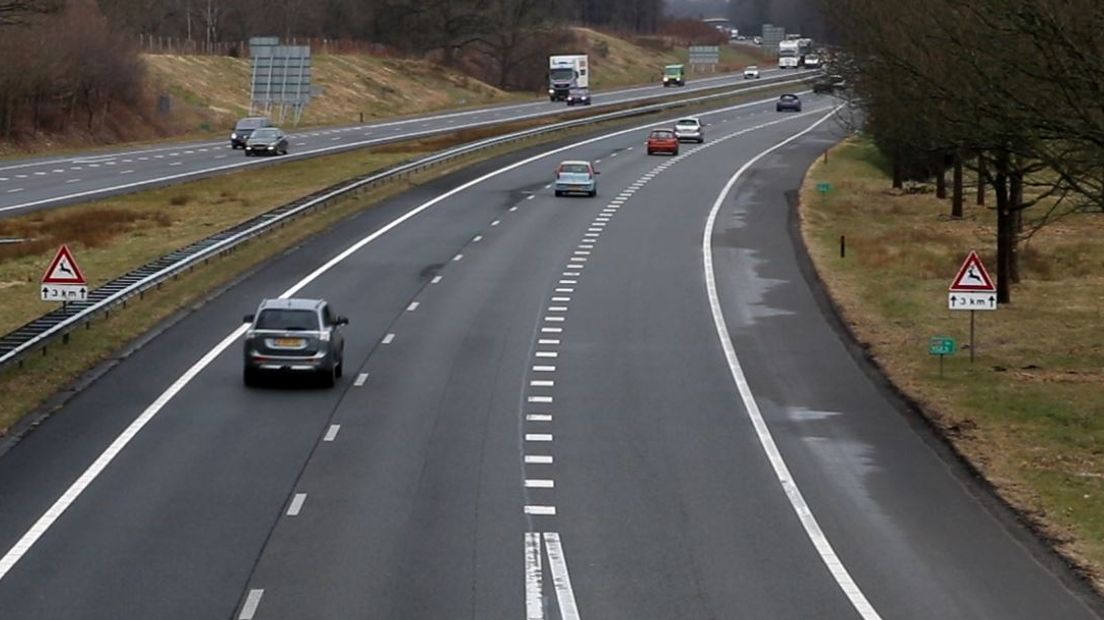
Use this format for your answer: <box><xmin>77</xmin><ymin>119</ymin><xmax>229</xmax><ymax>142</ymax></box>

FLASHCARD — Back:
<box><xmin>243</xmin><ymin>367</ymin><xmax>261</xmax><ymax>387</ymax></box>
<box><xmin>698</xmin><ymin>138</ymin><xmax>704</xmax><ymax>144</ymax></box>
<box><xmin>319</xmin><ymin>365</ymin><xmax>337</xmax><ymax>388</ymax></box>
<box><xmin>588</xmin><ymin>190</ymin><xmax>597</xmax><ymax>198</ymax></box>
<box><xmin>647</xmin><ymin>149</ymin><xmax>654</xmax><ymax>156</ymax></box>
<box><xmin>673</xmin><ymin>149</ymin><xmax>679</xmax><ymax>156</ymax></box>
<box><xmin>554</xmin><ymin>190</ymin><xmax>563</xmax><ymax>197</ymax></box>
<box><xmin>335</xmin><ymin>357</ymin><xmax>343</xmax><ymax>379</ymax></box>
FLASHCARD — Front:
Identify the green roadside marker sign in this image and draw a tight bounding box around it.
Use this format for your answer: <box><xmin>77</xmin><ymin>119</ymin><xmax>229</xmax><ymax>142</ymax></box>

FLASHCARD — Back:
<box><xmin>816</xmin><ymin>182</ymin><xmax>832</xmax><ymax>194</ymax></box>
<box><xmin>929</xmin><ymin>336</ymin><xmax>956</xmax><ymax>356</ymax></box>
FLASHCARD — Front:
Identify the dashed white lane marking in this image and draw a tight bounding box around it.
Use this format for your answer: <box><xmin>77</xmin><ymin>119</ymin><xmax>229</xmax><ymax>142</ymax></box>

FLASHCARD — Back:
<box><xmin>541</xmin><ymin>327</ymin><xmax>562</xmax><ymax>334</ymax></box>
<box><xmin>323</xmin><ymin>424</ymin><xmax>341</xmax><ymax>441</ymax></box>
<box><xmin>239</xmin><ymin>589</ymin><xmax>264</xmax><ymax>620</ymax></box>
<box><xmin>526</xmin><ymin>433</ymin><xmax>553</xmax><ymax>441</ymax></box>
<box><xmin>584</xmin><ymin>233</ymin><xmax>600</xmax><ymax>238</ymax></box>
<box><xmin>287</xmin><ymin>493</ymin><xmax>307</xmax><ymax>516</ymax></box>
<box><xmin>510</xmin><ymin>206</ymin><xmax>519</xmax><ymax>212</ymax></box>
<box><xmin>473</xmin><ymin>235</ymin><xmax>483</xmax><ymax>242</ymax></box>
<box><xmin>407</xmin><ymin>301</ymin><xmax>420</xmax><ymax>311</ymax></box>
<box><xmin>138</xmin><ymin>157</ymin><xmax>149</xmax><ymax>161</ymax></box>
<box><xmin>120</xmin><ymin>170</ymin><xmax>134</xmax><ymax>175</ymax></box>
<box><xmin>65</xmin><ymin>178</ymin><xmax>81</xmax><ymax>184</ymax></box>
<box><xmin>535</xmin><ymin>351</ymin><xmax>558</xmax><ymax>358</ymax></box>
<box><xmin>354</xmin><ymin>373</ymin><xmax>369</xmax><ymax>387</ymax></box>
<box><xmin>548</xmin><ymin>306</ymin><xmax>568</xmax><ymax>312</ymax></box>
<box><xmin>533</xmin><ymin>365</ymin><xmax>556</xmax><ymax>372</ymax></box>
<box><xmin>702</xmin><ymin>106</ymin><xmax>880</xmax><ymax>620</ymax></box>
<box><xmin>544</xmin><ymin>533</ymin><xmax>581</xmax><ymax>620</ymax></box>
<box><xmin>0</xmin><ymin>178</ymin><xmax>6</xmax><ymax>181</ymax></box>
<box><xmin>544</xmin><ymin>316</ymin><xmax>565</xmax><ymax>323</ymax></box>
<box><xmin>6</xmin><ymin>188</ymin><xmax>23</xmax><ymax>193</ymax></box>
<box><xmin>558</xmin><ymin>280</ymin><xmax>576</xmax><ymax>285</ymax></box>
<box><xmin>527</xmin><ymin>195</ymin><xmax>536</xmax><ymax>200</ymax></box>
<box><xmin>526</xmin><ymin>533</ymin><xmax>544</xmax><ymax>620</ymax></box>
<box><xmin>555</xmin><ymin>288</ymin><xmax>574</xmax><ymax>293</ymax></box>
<box><xmin>431</xmin><ymin>275</ymin><xmax>443</xmax><ymax>284</ymax></box>
<box><xmin>528</xmin><ymin>396</ymin><xmax>553</xmax><ymax>403</ymax></box>
<box><xmin>33</xmin><ymin>171</ymin><xmax>45</xmax><ymax>176</ymax></box>
<box><xmin>525</xmin><ymin>505</ymin><xmax>556</xmax><ymax>516</ymax></box>
<box><xmin>491</xmin><ymin>220</ymin><xmax>501</xmax><ymax>226</ymax></box>
<box><xmin>552</xmin><ymin>297</ymin><xmax>571</xmax><ymax>302</ymax></box>
<box><xmin>382</xmin><ymin>333</ymin><xmax>395</xmax><ymax>344</ymax></box>
<box><xmin>169</xmin><ymin>162</ymin><xmax>182</xmax><ymax>167</ymax></box>
<box><xmin>526</xmin><ymin>479</ymin><xmax>555</xmax><ymax>488</ymax></box>
<box><xmin>525</xmin><ymin>455</ymin><xmax>553</xmax><ymax>464</ymax></box>
<box><xmin>527</xmin><ymin>413</ymin><xmax>553</xmax><ymax>421</ymax></box>
<box><xmin>530</xmin><ymin>380</ymin><xmax>554</xmax><ymax>387</ymax></box>
<box><xmin>15</xmin><ymin>174</ymin><xmax>27</xmax><ymax>178</ymax></box>
<box><xmin>215</xmin><ymin>154</ymin><xmax>228</xmax><ymax>159</ymax></box>
<box><xmin>453</xmin><ymin>254</ymin><xmax>463</xmax><ymax>261</ymax></box>
<box><xmin>52</xmin><ymin>168</ymin><xmax>65</xmax><ymax>172</ymax></box>
<box><xmin>538</xmin><ymin>339</ymin><xmax>560</xmax><ymax>345</ymax></box>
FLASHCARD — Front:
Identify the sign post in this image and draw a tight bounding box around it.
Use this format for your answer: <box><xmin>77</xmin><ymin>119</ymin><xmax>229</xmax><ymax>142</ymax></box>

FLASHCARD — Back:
<box><xmin>41</xmin><ymin>244</ymin><xmax>88</xmax><ymax>303</ymax></box>
<box><xmin>947</xmin><ymin>250</ymin><xmax>996</xmax><ymax>362</ymax></box>
<box><xmin>929</xmin><ymin>336</ymin><xmax>956</xmax><ymax>377</ymax></box>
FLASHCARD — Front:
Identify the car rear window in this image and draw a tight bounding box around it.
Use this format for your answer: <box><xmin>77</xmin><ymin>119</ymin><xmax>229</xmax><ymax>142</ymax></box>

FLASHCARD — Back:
<box><xmin>256</xmin><ymin>309</ymin><xmax>319</xmax><ymax>331</ymax></box>
<box><xmin>651</xmin><ymin>130</ymin><xmax>675</xmax><ymax>138</ymax></box>
<box><xmin>251</xmin><ymin>128</ymin><xmax>279</xmax><ymax>139</ymax></box>
<box><xmin>559</xmin><ymin>163</ymin><xmax>590</xmax><ymax>174</ymax></box>
<box><xmin>676</xmin><ymin>119</ymin><xmax>699</xmax><ymax>126</ymax></box>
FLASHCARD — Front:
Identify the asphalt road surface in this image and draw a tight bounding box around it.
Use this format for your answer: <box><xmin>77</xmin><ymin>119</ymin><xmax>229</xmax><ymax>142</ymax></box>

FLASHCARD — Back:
<box><xmin>0</xmin><ymin>93</ymin><xmax>1099</xmax><ymax>619</ymax></box>
<box><xmin>0</xmin><ymin>68</ymin><xmax>807</xmax><ymax>218</ymax></box>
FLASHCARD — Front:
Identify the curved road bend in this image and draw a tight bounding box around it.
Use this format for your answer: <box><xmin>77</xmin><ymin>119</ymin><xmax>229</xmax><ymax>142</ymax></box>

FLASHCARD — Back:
<box><xmin>0</xmin><ymin>94</ymin><xmax>1098</xmax><ymax>619</ymax></box>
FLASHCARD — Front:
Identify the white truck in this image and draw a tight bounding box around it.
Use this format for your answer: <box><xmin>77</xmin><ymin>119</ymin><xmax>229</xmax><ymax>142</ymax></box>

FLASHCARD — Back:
<box><xmin>778</xmin><ymin>40</ymin><xmax>800</xmax><ymax>69</ymax></box>
<box><xmin>548</xmin><ymin>55</ymin><xmax>589</xmax><ymax>102</ymax></box>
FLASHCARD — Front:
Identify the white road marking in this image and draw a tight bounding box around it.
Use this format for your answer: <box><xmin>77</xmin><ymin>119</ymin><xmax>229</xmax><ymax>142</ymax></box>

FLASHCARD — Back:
<box><xmin>16</xmin><ymin>174</ymin><xmax>27</xmax><ymax>178</ymax></box>
<box><xmin>526</xmin><ymin>533</ymin><xmax>544</xmax><ymax>620</ymax></box>
<box><xmin>6</xmin><ymin>189</ymin><xmax>23</xmax><ymax>194</ymax></box>
<box><xmin>535</xmin><ymin>351</ymin><xmax>558</xmax><ymax>358</ymax></box>
<box><xmin>527</xmin><ymin>195</ymin><xmax>536</xmax><ymax>200</ymax></box>
<box><xmin>324</xmin><ymin>424</ymin><xmax>341</xmax><ymax>441</ymax></box>
<box><xmin>407</xmin><ymin>301</ymin><xmax>420</xmax><ymax>311</ymax></box>
<box><xmin>34</xmin><ymin>172</ymin><xmax>45</xmax><ymax>176</ymax></box>
<box><xmin>527</xmin><ymin>413</ymin><xmax>553</xmax><ymax>421</ymax></box>
<box><xmin>287</xmin><ymin>493</ymin><xmax>307</xmax><ymax>516</ymax></box>
<box><xmin>354</xmin><ymin>373</ymin><xmax>369</xmax><ymax>387</ymax></box>
<box><xmin>558</xmin><ymin>280</ymin><xmax>576</xmax><ymax>285</ymax></box>
<box><xmin>239</xmin><ymin>589</ymin><xmax>264</xmax><ymax>619</ymax></box>
<box><xmin>0</xmin><ymin>91</ymin><xmax>811</xmax><ymax>581</ymax></box>
<box><xmin>491</xmin><ymin>220</ymin><xmax>501</xmax><ymax>226</ymax></box>
<box><xmin>120</xmin><ymin>170</ymin><xmax>134</xmax><ymax>175</ymax></box>
<box><xmin>528</xmin><ymin>396</ymin><xmax>553</xmax><ymax>404</ymax></box>
<box><xmin>453</xmin><ymin>254</ymin><xmax>463</xmax><ymax>261</ymax></box>
<box><xmin>544</xmin><ymin>316</ymin><xmax>565</xmax><ymax>322</ymax></box>
<box><xmin>555</xmin><ymin>288</ymin><xmax>574</xmax><ymax>293</ymax></box>
<box><xmin>532</xmin><ymin>366</ymin><xmax>556</xmax><ymax>372</ymax></box>
<box><xmin>526</xmin><ymin>479</ymin><xmax>555</xmax><ymax>488</ymax></box>
<box><xmin>52</xmin><ymin>169</ymin><xmax>64</xmax><ymax>173</ymax></box>
<box><xmin>544</xmin><ymin>533</ymin><xmax>580</xmax><ymax>620</ymax></box>
<box><xmin>473</xmin><ymin>235</ymin><xmax>483</xmax><ymax>242</ymax></box>
<box><xmin>552</xmin><ymin>297</ymin><xmax>571</xmax><ymax>302</ymax></box>
<box><xmin>66</xmin><ymin>179</ymin><xmax>81</xmax><ymax>184</ymax></box>
<box><xmin>525</xmin><ymin>505</ymin><xmax>556</xmax><ymax>516</ymax></box>
<box><xmin>526</xmin><ymin>433</ymin><xmax>553</xmax><ymax>441</ymax></box>
<box><xmin>215</xmin><ymin>155</ymin><xmax>227</xmax><ymax>159</ymax></box>
<box><xmin>548</xmin><ymin>306</ymin><xmax>568</xmax><ymax>312</ymax></box>
<box><xmin>530</xmin><ymin>380</ymin><xmax>554</xmax><ymax>387</ymax></box>
<box><xmin>702</xmin><ymin>106</ymin><xmax>880</xmax><ymax>620</ymax></box>
<box><xmin>541</xmin><ymin>327</ymin><xmax>562</xmax><ymax>334</ymax></box>
<box><xmin>169</xmin><ymin>162</ymin><xmax>182</xmax><ymax>167</ymax></box>
<box><xmin>525</xmin><ymin>455</ymin><xmax>553</xmax><ymax>464</ymax></box>
<box><xmin>563</xmin><ymin>271</ymin><xmax>580</xmax><ymax>277</ymax></box>
<box><xmin>510</xmin><ymin>206</ymin><xmax>519</xmax><ymax>212</ymax></box>
<box><xmin>431</xmin><ymin>275</ymin><xmax>443</xmax><ymax>284</ymax></box>
<box><xmin>382</xmin><ymin>333</ymin><xmax>395</xmax><ymax>344</ymax></box>
<box><xmin>584</xmin><ymin>233</ymin><xmax>600</xmax><ymax>238</ymax></box>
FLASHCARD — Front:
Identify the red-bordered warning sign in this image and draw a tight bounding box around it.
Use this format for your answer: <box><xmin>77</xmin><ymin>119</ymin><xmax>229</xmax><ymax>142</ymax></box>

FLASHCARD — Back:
<box><xmin>949</xmin><ymin>250</ymin><xmax>995</xmax><ymax>292</ymax></box>
<box><xmin>42</xmin><ymin>244</ymin><xmax>87</xmax><ymax>285</ymax></box>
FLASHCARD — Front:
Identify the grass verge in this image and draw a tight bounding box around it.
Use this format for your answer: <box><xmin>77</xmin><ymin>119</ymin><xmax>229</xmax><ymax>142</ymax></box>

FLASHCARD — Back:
<box><xmin>800</xmin><ymin>137</ymin><xmax>1104</xmax><ymax>591</ymax></box>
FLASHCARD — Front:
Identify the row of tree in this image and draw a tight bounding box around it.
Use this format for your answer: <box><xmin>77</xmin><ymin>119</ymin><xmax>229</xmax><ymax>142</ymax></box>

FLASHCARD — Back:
<box><xmin>818</xmin><ymin>0</ymin><xmax>1104</xmax><ymax>303</ymax></box>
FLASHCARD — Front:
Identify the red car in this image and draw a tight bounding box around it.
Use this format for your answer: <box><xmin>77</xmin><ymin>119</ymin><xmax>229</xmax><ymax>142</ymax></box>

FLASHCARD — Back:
<box><xmin>647</xmin><ymin>129</ymin><xmax>679</xmax><ymax>156</ymax></box>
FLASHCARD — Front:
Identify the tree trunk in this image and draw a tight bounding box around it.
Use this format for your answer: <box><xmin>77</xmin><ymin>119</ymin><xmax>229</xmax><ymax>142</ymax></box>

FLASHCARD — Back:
<box><xmin>1010</xmin><ymin>171</ymin><xmax>1024</xmax><ymax>284</ymax></box>
<box><xmin>952</xmin><ymin>150</ymin><xmax>964</xmax><ymax>218</ymax></box>
<box><xmin>892</xmin><ymin>146</ymin><xmax>903</xmax><ymax>189</ymax></box>
<box><xmin>936</xmin><ymin>153</ymin><xmax>948</xmax><ymax>199</ymax></box>
<box><xmin>994</xmin><ymin>151</ymin><xmax>1013</xmax><ymax>303</ymax></box>
<box><xmin>976</xmin><ymin>154</ymin><xmax>986</xmax><ymax>205</ymax></box>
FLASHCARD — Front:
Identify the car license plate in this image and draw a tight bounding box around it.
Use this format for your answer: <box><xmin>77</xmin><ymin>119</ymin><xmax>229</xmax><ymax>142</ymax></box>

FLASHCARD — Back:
<box><xmin>273</xmin><ymin>338</ymin><xmax>305</xmax><ymax>347</ymax></box>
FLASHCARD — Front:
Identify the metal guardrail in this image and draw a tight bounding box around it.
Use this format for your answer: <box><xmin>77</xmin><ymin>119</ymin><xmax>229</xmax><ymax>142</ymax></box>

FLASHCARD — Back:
<box><xmin>0</xmin><ymin>74</ymin><xmax>813</xmax><ymax>373</ymax></box>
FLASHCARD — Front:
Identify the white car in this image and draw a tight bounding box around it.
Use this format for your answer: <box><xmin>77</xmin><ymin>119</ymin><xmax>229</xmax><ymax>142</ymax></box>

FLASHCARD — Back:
<box><xmin>673</xmin><ymin>117</ymin><xmax>704</xmax><ymax>143</ymax></box>
<box><xmin>744</xmin><ymin>65</ymin><xmax>761</xmax><ymax>79</ymax></box>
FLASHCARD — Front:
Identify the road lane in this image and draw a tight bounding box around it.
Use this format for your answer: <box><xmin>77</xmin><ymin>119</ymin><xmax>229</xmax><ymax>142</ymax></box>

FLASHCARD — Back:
<box><xmin>0</xmin><ymin>69</ymin><xmax>808</xmax><ymax>217</ymax></box>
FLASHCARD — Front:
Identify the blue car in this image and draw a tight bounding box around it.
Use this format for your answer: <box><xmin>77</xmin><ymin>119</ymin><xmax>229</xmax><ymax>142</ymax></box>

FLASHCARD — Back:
<box><xmin>554</xmin><ymin>160</ymin><xmax>599</xmax><ymax>197</ymax></box>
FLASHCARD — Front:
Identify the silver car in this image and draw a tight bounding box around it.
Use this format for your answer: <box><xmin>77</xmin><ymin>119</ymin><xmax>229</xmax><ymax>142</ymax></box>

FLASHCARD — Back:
<box><xmin>673</xmin><ymin>117</ymin><xmax>704</xmax><ymax>143</ymax></box>
<box><xmin>242</xmin><ymin>298</ymin><xmax>347</xmax><ymax>387</ymax></box>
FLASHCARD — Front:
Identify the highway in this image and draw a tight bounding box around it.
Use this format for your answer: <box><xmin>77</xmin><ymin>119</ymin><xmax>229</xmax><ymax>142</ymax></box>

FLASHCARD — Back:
<box><xmin>0</xmin><ymin>68</ymin><xmax>806</xmax><ymax>218</ymax></box>
<box><xmin>0</xmin><ymin>93</ymin><xmax>1099</xmax><ymax>619</ymax></box>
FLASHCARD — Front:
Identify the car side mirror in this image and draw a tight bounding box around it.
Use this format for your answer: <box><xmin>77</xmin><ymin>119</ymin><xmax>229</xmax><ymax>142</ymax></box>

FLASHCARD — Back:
<box><xmin>593</xmin><ymin>170</ymin><xmax>601</xmax><ymax>175</ymax></box>
<box><xmin>336</xmin><ymin>316</ymin><xmax>349</xmax><ymax>326</ymax></box>
<box><xmin>243</xmin><ymin>314</ymin><xmax>254</xmax><ymax>323</ymax></box>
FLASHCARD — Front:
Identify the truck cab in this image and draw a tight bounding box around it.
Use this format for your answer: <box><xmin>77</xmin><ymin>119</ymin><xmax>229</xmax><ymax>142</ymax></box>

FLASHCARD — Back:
<box><xmin>662</xmin><ymin>64</ymin><xmax>686</xmax><ymax>87</ymax></box>
<box><xmin>549</xmin><ymin>54</ymin><xmax>589</xmax><ymax>101</ymax></box>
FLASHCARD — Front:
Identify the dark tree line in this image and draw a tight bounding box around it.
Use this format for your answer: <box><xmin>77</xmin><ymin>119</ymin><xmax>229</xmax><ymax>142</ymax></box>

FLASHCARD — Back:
<box><xmin>818</xmin><ymin>0</ymin><xmax>1104</xmax><ymax>303</ymax></box>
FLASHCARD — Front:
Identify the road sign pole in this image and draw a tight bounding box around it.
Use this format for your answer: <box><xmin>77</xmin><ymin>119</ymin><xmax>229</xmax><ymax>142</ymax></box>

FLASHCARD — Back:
<box><xmin>970</xmin><ymin>310</ymin><xmax>975</xmax><ymax>363</ymax></box>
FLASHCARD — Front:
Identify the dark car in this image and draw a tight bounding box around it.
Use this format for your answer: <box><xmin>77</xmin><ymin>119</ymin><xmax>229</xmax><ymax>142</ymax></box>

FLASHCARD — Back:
<box><xmin>244</xmin><ymin>127</ymin><xmax>289</xmax><ymax>156</ymax></box>
<box><xmin>566</xmin><ymin>87</ymin><xmax>592</xmax><ymax>106</ymax></box>
<box><xmin>776</xmin><ymin>93</ymin><xmax>803</xmax><ymax>112</ymax></box>
<box><xmin>242</xmin><ymin>298</ymin><xmax>347</xmax><ymax>387</ymax></box>
<box><xmin>230</xmin><ymin>116</ymin><xmax>272</xmax><ymax>149</ymax></box>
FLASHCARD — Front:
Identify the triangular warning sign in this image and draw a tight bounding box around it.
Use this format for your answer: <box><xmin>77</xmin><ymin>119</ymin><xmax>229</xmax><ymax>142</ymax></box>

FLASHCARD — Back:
<box><xmin>949</xmin><ymin>250</ymin><xmax>995</xmax><ymax>292</ymax></box>
<box><xmin>42</xmin><ymin>244</ymin><xmax>87</xmax><ymax>285</ymax></box>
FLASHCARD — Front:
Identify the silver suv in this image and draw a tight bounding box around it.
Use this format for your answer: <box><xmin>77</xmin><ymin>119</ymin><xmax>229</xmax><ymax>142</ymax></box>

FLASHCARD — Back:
<box><xmin>242</xmin><ymin>298</ymin><xmax>347</xmax><ymax>387</ymax></box>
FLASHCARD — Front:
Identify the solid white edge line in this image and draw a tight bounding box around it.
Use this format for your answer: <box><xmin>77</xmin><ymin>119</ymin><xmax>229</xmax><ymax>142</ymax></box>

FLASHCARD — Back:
<box><xmin>526</xmin><ymin>532</ymin><xmax>544</xmax><ymax>620</ymax></box>
<box><xmin>239</xmin><ymin>588</ymin><xmax>264</xmax><ymax>620</ymax></box>
<box><xmin>0</xmin><ymin>90</ymin><xmax>821</xmax><ymax>584</ymax></box>
<box><xmin>543</xmin><ymin>533</ymin><xmax>580</xmax><ymax>620</ymax></box>
<box><xmin>701</xmin><ymin>105</ymin><xmax>880</xmax><ymax>620</ymax></box>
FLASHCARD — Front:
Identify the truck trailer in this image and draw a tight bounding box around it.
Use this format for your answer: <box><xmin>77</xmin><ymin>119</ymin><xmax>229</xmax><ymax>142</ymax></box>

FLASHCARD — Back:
<box><xmin>548</xmin><ymin>55</ymin><xmax>589</xmax><ymax>101</ymax></box>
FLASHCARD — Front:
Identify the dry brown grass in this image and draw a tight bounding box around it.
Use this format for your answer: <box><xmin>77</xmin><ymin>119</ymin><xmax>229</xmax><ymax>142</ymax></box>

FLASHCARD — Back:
<box><xmin>801</xmin><ymin>137</ymin><xmax>1104</xmax><ymax>591</ymax></box>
